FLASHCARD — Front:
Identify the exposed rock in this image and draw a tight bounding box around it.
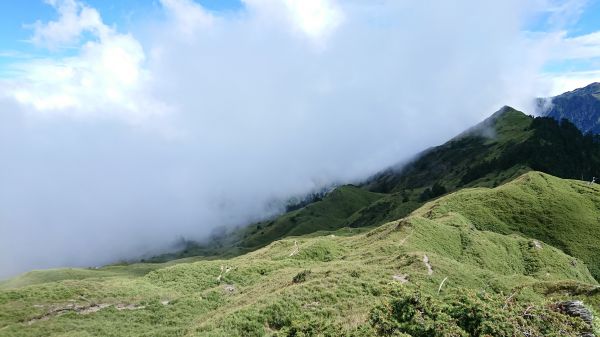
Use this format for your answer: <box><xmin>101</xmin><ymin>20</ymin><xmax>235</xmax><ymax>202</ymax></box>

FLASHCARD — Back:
<box><xmin>115</xmin><ymin>304</ymin><xmax>145</xmax><ymax>311</ymax></box>
<box><xmin>557</xmin><ymin>300</ymin><xmax>593</xmax><ymax>324</ymax></box>
<box><xmin>556</xmin><ymin>300</ymin><xmax>594</xmax><ymax>334</ymax></box>
<box><xmin>27</xmin><ymin>302</ymin><xmax>145</xmax><ymax>325</ymax></box>
<box><xmin>423</xmin><ymin>255</ymin><xmax>433</xmax><ymax>275</ymax></box>
<box><xmin>392</xmin><ymin>274</ymin><xmax>409</xmax><ymax>283</ymax></box>
<box><xmin>79</xmin><ymin>304</ymin><xmax>111</xmax><ymax>314</ymax></box>
<box><xmin>289</xmin><ymin>240</ymin><xmax>299</xmax><ymax>257</ymax></box>
<box><xmin>529</xmin><ymin>240</ymin><xmax>542</xmax><ymax>250</ymax></box>
<box><xmin>303</xmin><ymin>301</ymin><xmax>320</xmax><ymax>309</ymax></box>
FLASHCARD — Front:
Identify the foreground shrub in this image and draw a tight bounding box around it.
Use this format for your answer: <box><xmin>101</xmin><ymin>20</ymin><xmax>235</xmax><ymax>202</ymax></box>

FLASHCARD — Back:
<box><xmin>293</xmin><ymin>270</ymin><xmax>311</xmax><ymax>284</ymax></box>
<box><xmin>370</xmin><ymin>288</ymin><xmax>591</xmax><ymax>337</ymax></box>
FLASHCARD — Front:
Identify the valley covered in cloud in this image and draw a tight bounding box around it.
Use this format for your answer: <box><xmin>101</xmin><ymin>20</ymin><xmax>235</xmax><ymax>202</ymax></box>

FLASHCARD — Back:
<box><xmin>0</xmin><ymin>0</ymin><xmax>594</xmax><ymax>278</ymax></box>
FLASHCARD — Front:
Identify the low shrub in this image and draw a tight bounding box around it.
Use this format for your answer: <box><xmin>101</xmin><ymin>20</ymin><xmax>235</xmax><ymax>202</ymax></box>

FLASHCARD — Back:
<box><xmin>293</xmin><ymin>270</ymin><xmax>311</xmax><ymax>284</ymax></box>
<box><xmin>370</xmin><ymin>288</ymin><xmax>590</xmax><ymax>337</ymax></box>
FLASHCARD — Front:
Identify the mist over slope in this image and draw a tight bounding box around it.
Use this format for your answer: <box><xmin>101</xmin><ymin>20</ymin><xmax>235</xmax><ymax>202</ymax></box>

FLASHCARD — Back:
<box><xmin>1</xmin><ymin>172</ymin><xmax>599</xmax><ymax>336</ymax></box>
<box><xmin>155</xmin><ymin>106</ymin><xmax>600</xmax><ymax>264</ymax></box>
<box><xmin>0</xmin><ymin>0</ymin><xmax>558</xmax><ymax>278</ymax></box>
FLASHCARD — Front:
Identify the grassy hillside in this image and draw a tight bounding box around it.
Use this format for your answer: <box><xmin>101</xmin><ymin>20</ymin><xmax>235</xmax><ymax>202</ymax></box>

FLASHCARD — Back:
<box><xmin>333</xmin><ymin>107</ymin><xmax>600</xmax><ymax>242</ymax></box>
<box><xmin>1</xmin><ymin>172</ymin><xmax>599</xmax><ymax>336</ymax></box>
<box><xmin>150</xmin><ymin>186</ymin><xmax>384</xmax><ymax>262</ymax></box>
<box><xmin>419</xmin><ymin>171</ymin><xmax>600</xmax><ymax>280</ymax></box>
<box><xmin>236</xmin><ymin>186</ymin><xmax>384</xmax><ymax>249</ymax></box>
<box><xmin>365</xmin><ymin>107</ymin><xmax>535</xmax><ymax>194</ymax></box>
<box><xmin>368</xmin><ymin>106</ymin><xmax>600</xmax><ymax>194</ymax></box>
<box><xmin>154</xmin><ymin>107</ymin><xmax>600</xmax><ymax>267</ymax></box>
<box><xmin>0</xmin><ymin>259</ymin><xmax>206</xmax><ymax>291</ymax></box>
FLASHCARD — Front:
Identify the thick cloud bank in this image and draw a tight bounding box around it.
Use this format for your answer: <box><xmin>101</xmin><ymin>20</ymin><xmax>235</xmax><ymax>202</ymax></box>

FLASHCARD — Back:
<box><xmin>0</xmin><ymin>0</ymin><xmax>571</xmax><ymax>278</ymax></box>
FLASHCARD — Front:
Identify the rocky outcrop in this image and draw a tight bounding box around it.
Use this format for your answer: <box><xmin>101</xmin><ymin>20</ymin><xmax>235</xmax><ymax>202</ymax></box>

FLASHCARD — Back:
<box><xmin>556</xmin><ymin>300</ymin><xmax>594</xmax><ymax>337</ymax></box>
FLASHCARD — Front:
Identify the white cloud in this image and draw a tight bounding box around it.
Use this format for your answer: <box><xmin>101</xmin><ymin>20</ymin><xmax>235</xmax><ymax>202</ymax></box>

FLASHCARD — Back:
<box><xmin>0</xmin><ymin>50</ymin><xmax>35</xmax><ymax>59</ymax></box>
<box><xmin>244</xmin><ymin>0</ymin><xmax>344</xmax><ymax>42</ymax></box>
<box><xmin>527</xmin><ymin>29</ymin><xmax>600</xmax><ymax>95</ymax></box>
<box><xmin>12</xmin><ymin>35</ymin><xmax>143</xmax><ymax>111</ymax></box>
<box><xmin>539</xmin><ymin>70</ymin><xmax>600</xmax><ymax>95</ymax></box>
<box><xmin>538</xmin><ymin>0</ymin><xmax>587</xmax><ymax>28</ymax></box>
<box><xmin>160</xmin><ymin>0</ymin><xmax>214</xmax><ymax>38</ymax></box>
<box><xmin>551</xmin><ymin>30</ymin><xmax>600</xmax><ymax>60</ymax></box>
<box><xmin>30</xmin><ymin>0</ymin><xmax>111</xmax><ymax>49</ymax></box>
<box><xmin>6</xmin><ymin>1</ymin><xmax>168</xmax><ymax>124</ymax></box>
<box><xmin>282</xmin><ymin>0</ymin><xmax>342</xmax><ymax>39</ymax></box>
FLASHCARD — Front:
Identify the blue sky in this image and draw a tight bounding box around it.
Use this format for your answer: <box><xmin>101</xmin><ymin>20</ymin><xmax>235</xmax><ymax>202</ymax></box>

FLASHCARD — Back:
<box><xmin>4</xmin><ymin>0</ymin><xmax>598</xmax><ymax>43</ymax></box>
<box><xmin>0</xmin><ymin>0</ymin><xmax>242</xmax><ymax>58</ymax></box>
<box><xmin>567</xmin><ymin>0</ymin><xmax>600</xmax><ymax>35</ymax></box>
<box><xmin>534</xmin><ymin>0</ymin><xmax>600</xmax><ymax>75</ymax></box>
<box><xmin>1</xmin><ymin>0</ymin><xmax>600</xmax><ymax>94</ymax></box>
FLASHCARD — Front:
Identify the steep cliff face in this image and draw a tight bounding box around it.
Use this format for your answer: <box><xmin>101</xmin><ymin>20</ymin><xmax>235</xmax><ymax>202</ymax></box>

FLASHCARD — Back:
<box><xmin>541</xmin><ymin>82</ymin><xmax>600</xmax><ymax>135</ymax></box>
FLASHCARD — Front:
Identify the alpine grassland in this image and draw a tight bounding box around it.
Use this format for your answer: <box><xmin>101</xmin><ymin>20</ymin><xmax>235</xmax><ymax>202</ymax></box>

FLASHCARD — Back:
<box><xmin>1</xmin><ymin>172</ymin><xmax>599</xmax><ymax>336</ymax></box>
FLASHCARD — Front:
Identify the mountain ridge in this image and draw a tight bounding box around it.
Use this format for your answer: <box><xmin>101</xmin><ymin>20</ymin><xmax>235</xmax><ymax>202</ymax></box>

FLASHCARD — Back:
<box><xmin>541</xmin><ymin>82</ymin><xmax>600</xmax><ymax>134</ymax></box>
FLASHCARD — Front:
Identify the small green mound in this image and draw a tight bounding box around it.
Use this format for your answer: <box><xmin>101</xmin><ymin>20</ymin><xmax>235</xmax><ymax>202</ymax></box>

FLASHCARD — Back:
<box><xmin>419</xmin><ymin>171</ymin><xmax>600</xmax><ymax>279</ymax></box>
<box><xmin>292</xmin><ymin>239</ymin><xmax>345</xmax><ymax>262</ymax></box>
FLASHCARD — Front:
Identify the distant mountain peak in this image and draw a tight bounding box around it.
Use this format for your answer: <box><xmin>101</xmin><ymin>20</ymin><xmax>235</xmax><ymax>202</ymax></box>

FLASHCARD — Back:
<box><xmin>541</xmin><ymin>82</ymin><xmax>600</xmax><ymax>134</ymax></box>
<box><xmin>452</xmin><ymin>106</ymin><xmax>526</xmax><ymax>141</ymax></box>
<box><xmin>494</xmin><ymin>105</ymin><xmax>519</xmax><ymax>116</ymax></box>
<box><xmin>561</xmin><ymin>82</ymin><xmax>600</xmax><ymax>97</ymax></box>
<box><xmin>582</xmin><ymin>81</ymin><xmax>600</xmax><ymax>90</ymax></box>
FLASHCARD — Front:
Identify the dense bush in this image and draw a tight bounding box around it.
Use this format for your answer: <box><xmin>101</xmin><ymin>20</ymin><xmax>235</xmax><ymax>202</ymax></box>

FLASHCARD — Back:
<box><xmin>419</xmin><ymin>182</ymin><xmax>447</xmax><ymax>202</ymax></box>
<box><xmin>292</xmin><ymin>270</ymin><xmax>311</xmax><ymax>284</ymax></box>
<box><xmin>370</xmin><ymin>289</ymin><xmax>590</xmax><ymax>337</ymax></box>
<box><xmin>261</xmin><ymin>301</ymin><xmax>300</xmax><ymax>330</ymax></box>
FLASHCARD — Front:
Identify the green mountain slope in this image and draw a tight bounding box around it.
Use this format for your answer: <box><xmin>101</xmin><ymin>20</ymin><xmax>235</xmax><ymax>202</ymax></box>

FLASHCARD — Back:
<box><xmin>368</xmin><ymin>106</ymin><xmax>600</xmax><ymax>194</ymax></box>
<box><xmin>150</xmin><ymin>186</ymin><xmax>385</xmax><ymax>262</ymax></box>
<box><xmin>420</xmin><ymin>171</ymin><xmax>600</xmax><ymax>279</ymax></box>
<box><xmin>155</xmin><ymin>107</ymin><xmax>600</xmax><ymax>268</ymax></box>
<box><xmin>232</xmin><ymin>186</ymin><xmax>383</xmax><ymax>248</ymax></box>
<box><xmin>366</xmin><ymin>106</ymin><xmax>535</xmax><ymax>194</ymax></box>
<box><xmin>340</xmin><ymin>107</ymin><xmax>600</xmax><ymax>238</ymax></box>
<box><xmin>1</xmin><ymin>172</ymin><xmax>599</xmax><ymax>336</ymax></box>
